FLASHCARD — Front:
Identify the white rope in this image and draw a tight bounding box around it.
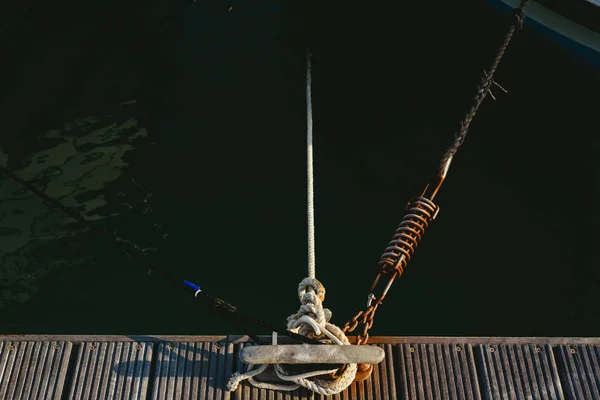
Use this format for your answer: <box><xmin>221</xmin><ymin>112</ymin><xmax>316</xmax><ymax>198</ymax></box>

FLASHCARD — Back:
<box><xmin>226</xmin><ymin>52</ymin><xmax>357</xmax><ymax>396</ymax></box>
<box><xmin>226</xmin><ymin>362</ymin><xmax>341</xmax><ymax>393</ymax></box>
<box><xmin>306</xmin><ymin>49</ymin><xmax>316</xmax><ymax>280</ymax></box>
<box><xmin>284</xmin><ymin>278</ymin><xmax>357</xmax><ymax>394</ymax></box>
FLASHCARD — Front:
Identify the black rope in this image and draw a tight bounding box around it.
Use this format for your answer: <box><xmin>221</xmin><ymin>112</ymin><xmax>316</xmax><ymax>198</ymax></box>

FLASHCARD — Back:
<box><xmin>439</xmin><ymin>0</ymin><xmax>529</xmax><ymax>172</ymax></box>
<box><xmin>0</xmin><ymin>164</ymin><xmax>321</xmax><ymax>345</ymax></box>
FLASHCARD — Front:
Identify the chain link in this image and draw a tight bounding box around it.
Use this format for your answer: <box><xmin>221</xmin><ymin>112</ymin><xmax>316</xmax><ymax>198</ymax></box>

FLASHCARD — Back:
<box><xmin>342</xmin><ymin>272</ymin><xmax>392</xmax><ymax>345</ymax></box>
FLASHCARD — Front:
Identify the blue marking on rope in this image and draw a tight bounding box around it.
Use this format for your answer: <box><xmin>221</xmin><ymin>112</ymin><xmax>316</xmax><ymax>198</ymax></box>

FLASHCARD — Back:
<box><xmin>184</xmin><ymin>280</ymin><xmax>201</xmax><ymax>292</ymax></box>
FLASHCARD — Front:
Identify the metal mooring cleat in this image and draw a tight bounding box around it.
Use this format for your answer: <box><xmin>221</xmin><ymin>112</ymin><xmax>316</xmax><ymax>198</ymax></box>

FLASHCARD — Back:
<box><xmin>241</xmin><ymin>344</ymin><xmax>385</xmax><ymax>365</ymax></box>
<box><xmin>227</xmin><ymin>279</ymin><xmax>386</xmax><ymax>394</ymax></box>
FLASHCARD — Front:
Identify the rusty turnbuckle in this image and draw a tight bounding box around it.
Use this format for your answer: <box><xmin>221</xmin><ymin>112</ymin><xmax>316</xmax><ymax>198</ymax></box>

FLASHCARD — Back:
<box><xmin>339</xmin><ymin>157</ymin><xmax>452</xmax><ymax>381</ymax></box>
<box><xmin>341</xmin><ymin>1</ymin><xmax>530</xmax><ymax>383</ymax></box>
<box><xmin>340</xmin><ymin>1</ymin><xmax>534</xmax><ymax>387</ymax></box>
<box><xmin>342</xmin><ymin>157</ymin><xmax>452</xmax><ymax>344</ymax></box>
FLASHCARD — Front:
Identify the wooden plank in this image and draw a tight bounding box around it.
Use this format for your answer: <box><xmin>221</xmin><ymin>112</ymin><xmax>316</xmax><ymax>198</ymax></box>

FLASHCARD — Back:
<box><xmin>3</xmin><ymin>335</ymin><xmax>600</xmax><ymax>346</ymax></box>
<box><xmin>0</xmin><ymin>335</ymin><xmax>229</xmax><ymax>343</ymax></box>
<box><xmin>207</xmin><ymin>342</ymin><xmax>218</xmax><ymax>400</ymax></box>
<box><xmin>68</xmin><ymin>341</ymin><xmax>152</xmax><ymax>400</ymax></box>
<box><xmin>372</xmin><ymin>347</ymin><xmax>383</xmax><ymax>399</ymax></box>
<box><xmin>151</xmin><ymin>340</ymin><xmax>227</xmax><ymax>399</ymax></box>
<box><xmin>555</xmin><ymin>344</ymin><xmax>600</xmax><ymax>400</ymax></box>
<box><xmin>224</xmin><ymin>342</ymin><xmax>235</xmax><ymax>400</ymax></box>
<box><xmin>200</xmin><ymin>342</ymin><xmax>212</xmax><ymax>400</ymax></box>
<box><xmin>233</xmin><ymin>342</ymin><xmax>247</xmax><ymax>400</ymax></box>
<box><xmin>0</xmin><ymin>341</ymin><xmax>72</xmax><ymax>400</ymax></box>
<box><xmin>395</xmin><ymin>342</ymin><xmax>481</xmax><ymax>400</ymax></box>
<box><xmin>375</xmin><ymin>343</ymin><xmax>396</xmax><ymax>399</ymax></box>
<box><xmin>3</xmin><ymin>335</ymin><xmax>600</xmax><ymax>399</ymax></box>
<box><xmin>364</xmin><ymin>337</ymin><xmax>600</xmax><ymax>346</ymax></box>
<box><xmin>477</xmin><ymin>344</ymin><xmax>563</xmax><ymax>400</ymax></box>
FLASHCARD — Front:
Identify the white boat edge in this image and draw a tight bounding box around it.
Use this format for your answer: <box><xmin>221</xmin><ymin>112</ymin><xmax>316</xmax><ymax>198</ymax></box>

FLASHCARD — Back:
<box><xmin>493</xmin><ymin>0</ymin><xmax>600</xmax><ymax>55</ymax></box>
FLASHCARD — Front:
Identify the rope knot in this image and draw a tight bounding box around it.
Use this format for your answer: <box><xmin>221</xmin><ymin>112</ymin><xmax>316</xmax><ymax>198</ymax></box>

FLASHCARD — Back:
<box><xmin>298</xmin><ymin>277</ymin><xmax>325</xmax><ymax>301</ymax></box>
<box><xmin>227</xmin><ymin>277</ymin><xmax>357</xmax><ymax>395</ymax></box>
<box><xmin>287</xmin><ymin>278</ymin><xmax>334</xmax><ymax>339</ymax></box>
<box><xmin>513</xmin><ymin>3</ymin><xmax>528</xmax><ymax>30</ymax></box>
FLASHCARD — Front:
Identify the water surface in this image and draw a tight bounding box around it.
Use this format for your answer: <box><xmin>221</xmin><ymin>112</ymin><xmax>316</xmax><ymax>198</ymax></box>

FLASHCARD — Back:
<box><xmin>1</xmin><ymin>0</ymin><xmax>599</xmax><ymax>338</ymax></box>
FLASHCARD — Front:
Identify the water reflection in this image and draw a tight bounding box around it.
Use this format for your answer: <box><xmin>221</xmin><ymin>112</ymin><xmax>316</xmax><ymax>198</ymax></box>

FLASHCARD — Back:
<box><xmin>0</xmin><ymin>101</ymin><xmax>148</xmax><ymax>312</ymax></box>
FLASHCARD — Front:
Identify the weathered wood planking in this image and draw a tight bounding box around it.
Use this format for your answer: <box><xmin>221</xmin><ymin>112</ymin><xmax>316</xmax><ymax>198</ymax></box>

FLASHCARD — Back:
<box><xmin>0</xmin><ymin>341</ymin><xmax>72</xmax><ymax>400</ymax></box>
<box><xmin>151</xmin><ymin>341</ymin><xmax>233</xmax><ymax>400</ymax></box>
<box><xmin>1</xmin><ymin>336</ymin><xmax>600</xmax><ymax>399</ymax></box>
<box><xmin>555</xmin><ymin>344</ymin><xmax>600</xmax><ymax>400</ymax></box>
<box><xmin>395</xmin><ymin>343</ymin><xmax>480</xmax><ymax>400</ymax></box>
<box><xmin>478</xmin><ymin>343</ymin><xmax>564</xmax><ymax>400</ymax></box>
<box><xmin>68</xmin><ymin>341</ymin><xmax>153</xmax><ymax>400</ymax></box>
<box><xmin>235</xmin><ymin>342</ymin><xmax>397</xmax><ymax>400</ymax></box>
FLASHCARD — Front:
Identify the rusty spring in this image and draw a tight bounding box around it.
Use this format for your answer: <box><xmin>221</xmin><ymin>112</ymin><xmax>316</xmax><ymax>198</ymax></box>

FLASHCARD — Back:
<box><xmin>341</xmin><ymin>195</ymin><xmax>439</xmax><ymax>346</ymax></box>
<box><xmin>378</xmin><ymin>197</ymin><xmax>439</xmax><ymax>277</ymax></box>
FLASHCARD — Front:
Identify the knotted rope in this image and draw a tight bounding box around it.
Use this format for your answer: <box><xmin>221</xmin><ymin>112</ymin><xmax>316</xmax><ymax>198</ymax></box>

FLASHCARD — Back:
<box><xmin>226</xmin><ymin>278</ymin><xmax>357</xmax><ymax>395</ymax></box>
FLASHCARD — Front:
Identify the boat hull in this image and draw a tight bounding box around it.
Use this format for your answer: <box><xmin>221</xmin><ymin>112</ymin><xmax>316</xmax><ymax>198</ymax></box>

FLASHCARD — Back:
<box><xmin>489</xmin><ymin>0</ymin><xmax>600</xmax><ymax>66</ymax></box>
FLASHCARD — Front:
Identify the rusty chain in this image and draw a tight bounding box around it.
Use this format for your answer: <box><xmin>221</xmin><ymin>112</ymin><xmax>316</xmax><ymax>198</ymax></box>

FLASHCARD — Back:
<box><xmin>341</xmin><ymin>163</ymin><xmax>446</xmax><ymax>345</ymax></box>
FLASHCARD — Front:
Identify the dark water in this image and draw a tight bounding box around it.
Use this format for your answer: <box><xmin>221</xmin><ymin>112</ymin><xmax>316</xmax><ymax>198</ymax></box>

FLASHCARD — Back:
<box><xmin>1</xmin><ymin>0</ymin><xmax>599</xmax><ymax>338</ymax></box>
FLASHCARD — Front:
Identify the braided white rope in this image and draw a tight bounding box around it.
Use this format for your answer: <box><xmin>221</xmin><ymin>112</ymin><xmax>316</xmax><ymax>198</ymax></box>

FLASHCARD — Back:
<box><xmin>306</xmin><ymin>49</ymin><xmax>316</xmax><ymax>280</ymax></box>
<box><xmin>227</xmin><ymin>52</ymin><xmax>356</xmax><ymax>396</ymax></box>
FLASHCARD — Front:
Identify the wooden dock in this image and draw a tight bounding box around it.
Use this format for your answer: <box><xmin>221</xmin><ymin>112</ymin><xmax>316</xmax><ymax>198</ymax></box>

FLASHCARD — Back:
<box><xmin>0</xmin><ymin>335</ymin><xmax>599</xmax><ymax>399</ymax></box>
